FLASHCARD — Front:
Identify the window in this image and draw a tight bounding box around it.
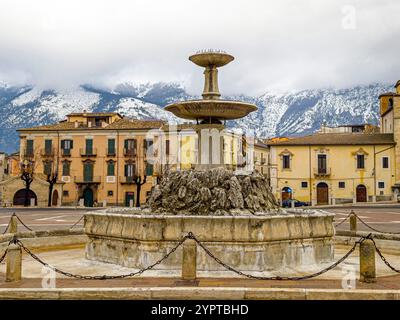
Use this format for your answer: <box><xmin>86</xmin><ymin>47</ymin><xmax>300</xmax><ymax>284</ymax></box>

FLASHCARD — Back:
<box><xmin>124</xmin><ymin>139</ymin><xmax>137</xmax><ymax>156</ymax></box>
<box><xmin>43</xmin><ymin>161</ymin><xmax>52</xmax><ymax>175</ymax></box>
<box><xmin>317</xmin><ymin>154</ymin><xmax>327</xmax><ymax>174</ymax></box>
<box><xmin>107</xmin><ymin>190</ymin><xmax>113</xmax><ymax>196</ymax></box>
<box><xmin>301</xmin><ymin>181</ymin><xmax>308</xmax><ymax>188</ymax></box>
<box><xmin>107</xmin><ymin>139</ymin><xmax>115</xmax><ymax>156</ymax></box>
<box><xmin>124</xmin><ymin>163</ymin><xmax>136</xmax><ymax>181</ymax></box>
<box><xmin>339</xmin><ymin>182</ymin><xmax>345</xmax><ymax>188</ymax></box>
<box><xmin>44</xmin><ymin>139</ymin><xmax>52</xmax><ymax>155</ymax></box>
<box><xmin>382</xmin><ymin>157</ymin><xmax>389</xmax><ymax>169</ymax></box>
<box><xmin>62</xmin><ymin>161</ymin><xmax>70</xmax><ymax>176</ymax></box>
<box><xmin>282</xmin><ymin>155</ymin><xmax>290</xmax><ymax>169</ymax></box>
<box><xmin>356</xmin><ymin>154</ymin><xmax>365</xmax><ymax>169</ymax></box>
<box><xmin>61</xmin><ymin>139</ymin><xmax>73</xmax><ymax>155</ymax></box>
<box><xmin>107</xmin><ymin>161</ymin><xmax>115</xmax><ymax>176</ymax></box>
<box><xmin>26</xmin><ymin>139</ymin><xmax>34</xmax><ymax>156</ymax></box>
<box><xmin>145</xmin><ymin>162</ymin><xmax>154</xmax><ymax>176</ymax></box>
<box><xmin>63</xmin><ymin>190</ymin><xmax>69</xmax><ymax>196</ymax></box>
<box><xmin>166</xmin><ymin>139</ymin><xmax>170</xmax><ymax>156</ymax></box>
<box><xmin>85</xmin><ymin>139</ymin><xmax>93</xmax><ymax>155</ymax></box>
<box><xmin>378</xmin><ymin>182</ymin><xmax>385</xmax><ymax>189</ymax></box>
<box><xmin>83</xmin><ymin>161</ymin><xmax>94</xmax><ymax>182</ymax></box>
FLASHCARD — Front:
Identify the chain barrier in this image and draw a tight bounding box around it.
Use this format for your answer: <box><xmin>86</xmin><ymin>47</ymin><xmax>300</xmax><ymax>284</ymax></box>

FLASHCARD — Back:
<box><xmin>334</xmin><ymin>212</ymin><xmax>352</xmax><ymax>228</ymax></box>
<box><xmin>14</xmin><ymin>234</ymin><xmax>190</xmax><ymax>280</ymax></box>
<box><xmin>2</xmin><ymin>221</ymin><xmax>10</xmax><ymax>235</ymax></box>
<box><xmin>0</xmin><ymin>249</ymin><xmax>7</xmax><ymax>264</ymax></box>
<box><xmin>188</xmin><ymin>232</ymin><xmax>365</xmax><ymax>281</ymax></box>
<box><xmin>14</xmin><ymin>214</ymin><xmax>33</xmax><ymax>231</ymax></box>
<box><xmin>69</xmin><ymin>216</ymin><xmax>84</xmax><ymax>229</ymax></box>
<box><xmin>355</xmin><ymin>214</ymin><xmax>400</xmax><ymax>235</ymax></box>
<box><xmin>369</xmin><ymin>237</ymin><xmax>400</xmax><ymax>273</ymax></box>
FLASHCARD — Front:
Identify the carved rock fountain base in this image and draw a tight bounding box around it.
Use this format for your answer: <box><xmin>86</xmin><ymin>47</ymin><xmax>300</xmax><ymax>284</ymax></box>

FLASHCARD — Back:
<box><xmin>84</xmin><ymin>169</ymin><xmax>335</xmax><ymax>271</ymax></box>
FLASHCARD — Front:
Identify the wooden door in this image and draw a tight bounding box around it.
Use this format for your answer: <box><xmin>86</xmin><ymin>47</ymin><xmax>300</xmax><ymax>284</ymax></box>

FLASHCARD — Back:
<box><xmin>316</xmin><ymin>183</ymin><xmax>329</xmax><ymax>204</ymax></box>
<box><xmin>356</xmin><ymin>185</ymin><xmax>367</xmax><ymax>202</ymax></box>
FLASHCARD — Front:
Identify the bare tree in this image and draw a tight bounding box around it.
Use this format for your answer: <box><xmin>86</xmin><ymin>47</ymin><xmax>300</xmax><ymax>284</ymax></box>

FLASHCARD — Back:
<box><xmin>133</xmin><ymin>174</ymin><xmax>147</xmax><ymax>207</ymax></box>
<box><xmin>44</xmin><ymin>155</ymin><xmax>59</xmax><ymax>207</ymax></box>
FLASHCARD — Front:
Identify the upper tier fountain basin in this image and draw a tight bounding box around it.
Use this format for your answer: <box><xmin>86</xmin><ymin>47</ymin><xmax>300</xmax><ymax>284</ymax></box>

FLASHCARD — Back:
<box><xmin>164</xmin><ymin>100</ymin><xmax>257</xmax><ymax>121</ymax></box>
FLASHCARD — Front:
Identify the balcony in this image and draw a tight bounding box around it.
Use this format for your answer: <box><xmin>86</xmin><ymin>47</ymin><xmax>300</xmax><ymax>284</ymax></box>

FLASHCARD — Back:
<box><xmin>41</xmin><ymin>148</ymin><xmax>55</xmax><ymax>158</ymax></box>
<box><xmin>80</xmin><ymin>148</ymin><xmax>97</xmax><ymax>157</ymax></box>
<box><xmin>120</xmin><ymin>176</ymin><xmax>138</xmax><ymax>184</ymax></box>
<box><xmin>74</xmin><ymin>176</ymin><xmax>101</xmax><ymax>184</ymax></box>
<box><xmin>124</xmin><ymin>148</ymin><xmax>137</xmax><ymax>157</ymax></box>
<box><xmin>61</xmin><ymin>148</ymin><xmax>71</xmax><ymax>157</ymax></box>
<box><xmin>314</xmin><ymin>167</ymin><xmax>331</xmax><ymax>177</ymax></box>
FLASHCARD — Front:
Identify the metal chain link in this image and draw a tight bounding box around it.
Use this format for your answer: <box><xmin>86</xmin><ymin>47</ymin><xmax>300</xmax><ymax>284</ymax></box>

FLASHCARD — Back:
<box><xmin>15</xmin><ymin>235</ymin><xmax>190</xmax><ymax>280</ymax></box>
<box><xmin>2</xmin><ymin>221</ymin><xmax>10</xmax><ymax>235</ymax></box>
<box><xmin>334</xmin><ymin>212</ymin><xmax>353</xmax><ymax>228</ymax></box>
<box><xmin>69</xmin><ymin>216</ymin><xmax>84</xmax><ymax>229</ymax></box>
<box><xmin>14</xmin><ymin>214</ymin><xmax>33</xmax><ymax>231</ymax></box>
<box><xmin>369</xmin><ymin>237</ymin><xmax>400</xmax><ymax>273</ymax></box>
<box><xmin>188</xmin><ymin>232</ymin><xmax>365</xmax><ymax>281</ymax></box>
<box><xmin>355</xmin><ymin>214</ymin><xmax>400</xmax><ymax>235</ymax></box>
<box><xmin>0</xmin><ymin>249</ymin><xmax>7</xmax><ymax>264</ymax></box>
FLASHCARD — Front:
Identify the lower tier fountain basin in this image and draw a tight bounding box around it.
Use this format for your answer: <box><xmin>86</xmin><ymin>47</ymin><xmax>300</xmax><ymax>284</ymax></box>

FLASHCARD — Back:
<box><xmin>84</xmin><ymin>210</ymin><xmax>335</xmax><ymax>271</ymax></box>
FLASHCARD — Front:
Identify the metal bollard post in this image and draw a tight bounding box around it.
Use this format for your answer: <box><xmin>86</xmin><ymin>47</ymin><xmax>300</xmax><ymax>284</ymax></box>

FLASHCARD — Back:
<box><xmin>9</xmin><ymin>214</ymin><xmax>18</xmax><ymax>234</ymax></box>
<box><xmin>182</xmin><ymin>239</ymin><xmax>197</xmax><ymax>280</ymax></box>
<box><xmin>350</xmin><ymin>210</ymin><xmax>357</xmax><ymax>233</ymax></box>
<box><xmin>359</xmin><ymin>238</ymin><xmax>376</xmax><ymax>283</ymax></box>
<box><xmin>6</xmin><ymin>242</ymin><xmax>22</xmax><ymax>282</ymax></box>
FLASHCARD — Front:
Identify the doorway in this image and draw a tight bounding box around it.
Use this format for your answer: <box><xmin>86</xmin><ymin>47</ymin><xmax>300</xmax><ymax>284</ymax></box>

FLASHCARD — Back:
<box><xmin>356</xmin><ymin>184</ymin><xmax>367</xmax><ymax>202</ymax></box>
<box><xmin>125</xmin><ymin>192</ymin><xmax>135</xmax><ymax>207</ymax></box>
<box><xmin>52</xmin><ymin>190</ymin><xmax>59</xmax><ymax>206</ymax></box>
<box><xmin>83</xmin><ymin>187</ymin><xmax>94</xmax><ymax>207</ymax></box>
<box><xmin>316</xmin><ymin>182</ymin><xmax>329</xmax><ymax>204</ymax></box>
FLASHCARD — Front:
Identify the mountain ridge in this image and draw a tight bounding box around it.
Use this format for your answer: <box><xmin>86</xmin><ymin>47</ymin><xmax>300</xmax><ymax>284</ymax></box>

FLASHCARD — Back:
<box><xmin>0</xmin><ymin>81</ymin><xmax>393</xmax><ymax>153</ymax></box>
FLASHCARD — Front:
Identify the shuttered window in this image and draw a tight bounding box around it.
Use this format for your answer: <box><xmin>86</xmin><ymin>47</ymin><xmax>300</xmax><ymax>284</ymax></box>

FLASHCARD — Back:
<box><xmin>107</xmin><ymin>161</ymin><xmax>115</xmax><ymax>176</ymax></box>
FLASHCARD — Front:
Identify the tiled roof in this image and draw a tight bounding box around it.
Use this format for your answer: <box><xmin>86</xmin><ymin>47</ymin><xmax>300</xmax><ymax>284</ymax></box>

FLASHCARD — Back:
<box><xmin>18</xmin><ymin>118</ymin><xmax>165</xmax><ymax>132</ymax></box>
<box><xmin>267</xmin><ymin>133</ymin><xmax>395</xmax><ymax>146</ymax></box>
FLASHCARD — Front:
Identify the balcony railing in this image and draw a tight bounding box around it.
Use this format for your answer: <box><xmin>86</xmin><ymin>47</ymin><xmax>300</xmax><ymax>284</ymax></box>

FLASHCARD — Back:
<box><xmin>74</xmin><ymin>176</ymin><xmax>101</xmax><ymax>183</ymax></box>
<box><xmin>120</xmin><ymin>176</ymin><xmax>138</xmax><ymax>184</ymax></box>
<box><xmin>313</xmin><ymin>167</ymin><xmax>331</xmax><ymax>177</ymax></box>
<box><xmin>124</xmin><ymin>148</ymin><xmax>137</xmax><ymax>157</ymax></box>
<box><xmin>23</xmin><ymin>150</ymin><xmax>34</xmax><ymax>160</ymax></box>
<box><xmin>80</xmin><ymin>148</ymin><xmax>97</xmax><ymax>157</ymax></box>
<box><xmin>41</xmin><ymin>148</ymin><xmax>55</xmax><ymax>157</ymax></box>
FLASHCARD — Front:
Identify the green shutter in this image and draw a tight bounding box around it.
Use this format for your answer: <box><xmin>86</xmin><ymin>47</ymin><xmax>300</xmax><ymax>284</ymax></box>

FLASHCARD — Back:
<box><xmin>26</xmin><ymin>140</ymin><xmax>34</xmax><ymax>156</ymax></box>
<box><xmin>107</xmin><ymin>161</ymin><xmax>115</xmax><ymax>176</ymax></box>
<box><xmin>84</xmin><ymin>163</ymin><xmax>93</xmax><ymax>182</ymax></box>
<box><xmin>86</xmin><ymin>139</ymin><xmax>93</xmax><ymax>155</ymax></box>
<box><xmin>146</xmin><ymin>163</ymin><xmax>153</xmax><ymax>176</ymax></box>
<box><xmin>108</xmin><ymin>139</ymin><xmax>115</xmax><ymax>155</ymax></box>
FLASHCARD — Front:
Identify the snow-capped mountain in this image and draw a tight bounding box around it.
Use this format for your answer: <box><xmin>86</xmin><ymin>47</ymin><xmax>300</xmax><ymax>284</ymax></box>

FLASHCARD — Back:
<box><xmin>0</xmin><ymin>81</ymin><xmax>392</xmax><ymax>153</ymax></box>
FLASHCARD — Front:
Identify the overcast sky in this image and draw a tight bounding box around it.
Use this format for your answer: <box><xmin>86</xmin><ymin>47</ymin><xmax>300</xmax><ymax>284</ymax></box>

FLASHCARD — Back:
<box><xmin>0</xmin><ymin>0</ymin><xmax>399</xmax><ymax>95</ymax></box>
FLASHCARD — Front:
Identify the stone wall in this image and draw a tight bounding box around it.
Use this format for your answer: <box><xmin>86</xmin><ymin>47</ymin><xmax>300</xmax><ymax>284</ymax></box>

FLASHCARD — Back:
<box><xmin>85</xmin><ymin>211</ymin><xmax>335</xmax><ymax>271</ymax></box>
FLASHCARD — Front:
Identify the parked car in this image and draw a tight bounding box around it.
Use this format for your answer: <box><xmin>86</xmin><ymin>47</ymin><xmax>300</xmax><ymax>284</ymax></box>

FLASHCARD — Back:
<box><xmin>282</xmin><ymin>199</ymin><xmax>309</xmax><ymax>208</ymax></box>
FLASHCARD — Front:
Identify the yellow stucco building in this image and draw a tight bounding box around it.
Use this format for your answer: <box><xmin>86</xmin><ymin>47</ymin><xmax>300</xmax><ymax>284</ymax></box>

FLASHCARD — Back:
<box><xmin>267</xmin><ymin>80</ymin><xmax>400</xmax><ymax>205</ymax></box>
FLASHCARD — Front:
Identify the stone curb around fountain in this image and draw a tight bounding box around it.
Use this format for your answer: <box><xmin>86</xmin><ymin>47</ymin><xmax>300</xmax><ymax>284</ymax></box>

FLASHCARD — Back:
<box><xmin>0</xmin><ymin>287</ymin><xmax>399</xmax><ymax>300</ymax></box>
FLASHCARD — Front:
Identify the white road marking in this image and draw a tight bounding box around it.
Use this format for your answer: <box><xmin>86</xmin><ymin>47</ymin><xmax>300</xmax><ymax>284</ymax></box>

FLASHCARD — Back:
<box><xmin>36</xmin><ymin>215</ymin><xmax>68</xmax><ymax>221</ymax></box>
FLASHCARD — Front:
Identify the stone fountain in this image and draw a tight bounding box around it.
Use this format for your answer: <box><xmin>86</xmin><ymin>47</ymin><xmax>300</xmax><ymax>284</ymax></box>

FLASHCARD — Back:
<box><xmin>84</xmin><ymin>51</ymin><xmax>334</xmax><ymax>272</ymax></box>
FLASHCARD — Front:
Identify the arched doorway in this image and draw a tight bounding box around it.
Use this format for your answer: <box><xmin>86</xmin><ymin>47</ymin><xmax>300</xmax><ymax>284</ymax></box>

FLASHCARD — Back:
<box><xmin>83</xmin><ymin>188</ymin><xmax>94</xmax><ymax>207</ymax></box>
<box><xmin>13</xmin><ymin>189</ymin><xmax>37</xmax><ymax>206</ymax></box>
<box><xmin>52</xmin><ymin>190</ymin><xmax>59</xmax><ymax>206</ymax></box>
<box><xmin>356</xmin><ymin>184</ymin><xmax>367</xmax><ymax>202</ymax></box>
<box><xmin>281</xmin><ymin>187</ymin><xmax>292</xmax><ymax>201</ymax></box>
<box><xmin>316</xmin><ymin>182</ymin><xmax>329</xmax><ymax>205</ymax></box>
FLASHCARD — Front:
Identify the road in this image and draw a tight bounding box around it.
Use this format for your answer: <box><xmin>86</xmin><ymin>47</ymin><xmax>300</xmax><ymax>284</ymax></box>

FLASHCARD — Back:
<box><xmin>1</xmin><ymin>206</ymin><xmax>400</xmax><ymax>234</ymax></box>
<box><xmin>324</xmin><ymin>206</ymin><xmax>400</xmax><ymax>233</ymax></box>
<box><xmin>0</xmin><ymin>207</ymin><xmax>100</xmax><ymax>233</ymax></box>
